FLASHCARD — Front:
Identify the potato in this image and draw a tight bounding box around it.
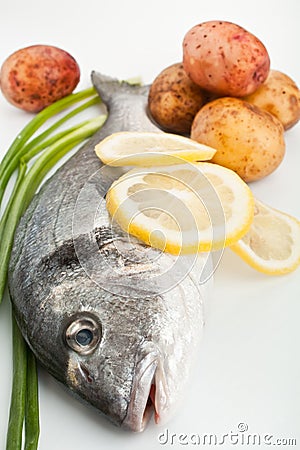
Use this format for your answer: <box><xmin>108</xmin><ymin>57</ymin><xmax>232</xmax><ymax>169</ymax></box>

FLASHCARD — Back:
<box><xmin>191</xmin><ymin>97</ymin><xmax>285</xmax><ymax>182</ymax></box>
<box><xmin>0</xmin><ymin>45</ymin><xmax>80</xmax><ymax>112</ymax></box>
<box><xmin>148</xmin><ymin>62</ymin><xmax>206</xmax><ymax>134</ymax></box>
<box><xmin>183</xmin><ymin>20</ymin><xmax>270</xmax><ymax>97</ymax></box>
<box><xmin>243</xmin><ymin>70</ymin><xmax>300</xmax><ymax>130</ymax></box>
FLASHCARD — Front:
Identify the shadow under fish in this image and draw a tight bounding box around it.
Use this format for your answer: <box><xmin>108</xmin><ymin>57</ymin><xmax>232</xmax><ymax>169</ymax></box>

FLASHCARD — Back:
<box><xmin>8</xmin><ymin>72</ymin><xmax>211</xmax><ymax>432</ymax></box>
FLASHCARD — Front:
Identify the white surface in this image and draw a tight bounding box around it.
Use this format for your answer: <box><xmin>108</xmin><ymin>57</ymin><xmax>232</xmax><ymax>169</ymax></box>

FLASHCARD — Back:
<box><xmin>1</xmin><ymin>1</ymin><xmax>300</xmax><ymax>449</ymax></box>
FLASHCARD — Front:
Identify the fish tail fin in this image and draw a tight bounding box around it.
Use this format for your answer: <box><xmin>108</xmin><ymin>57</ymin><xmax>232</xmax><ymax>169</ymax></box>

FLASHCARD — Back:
<box><xmin>91</xmin><ymin>71</ymin><xmax>148</xmax><ymax>103</ymax></box>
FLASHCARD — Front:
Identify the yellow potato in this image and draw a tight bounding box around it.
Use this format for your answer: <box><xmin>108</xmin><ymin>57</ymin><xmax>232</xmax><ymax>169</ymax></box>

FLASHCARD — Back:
<box><xmin>148</xmin><ymin>62</ymin><xmax>206</xmax><ymax>134</ymax></box>
<box><xmin>191</xmin><ymin>97</ymin><xmax>285</xmax><ymax>182</ymax></box>
<box><xmin>243</xmin><ymin>70</ymin><xmax>300</xmax><ymax>130</ymax></box>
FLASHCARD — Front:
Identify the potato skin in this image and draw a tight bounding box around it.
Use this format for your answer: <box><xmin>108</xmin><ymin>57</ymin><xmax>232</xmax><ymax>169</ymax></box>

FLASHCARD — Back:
<box><xmin>0</xmin><ymin>45</ymin><xmax>80</xmax><ymax>112</ymax></box>
<box><xmin>148</xmin><ymin>62</ymin><xmax>206</xmax><ymax>134</ymax></box>
<box><xmin>191</xmin><ymin>97</ymin><xmax>285</xmax><ymax>182</ymax></box>
<box><xmin>183</xmin><ymin>20</ymin><xmax>270</xmax><ymax>97</ymax></box>
<box><xmin>243</xmin><ymin>70</ymin><xmax>300</xmax><ymax>130</ymax></box>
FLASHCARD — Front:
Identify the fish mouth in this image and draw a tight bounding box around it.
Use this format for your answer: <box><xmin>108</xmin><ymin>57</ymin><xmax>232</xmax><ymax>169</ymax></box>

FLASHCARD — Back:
<box><xmin>123</xmin><ymin>351</ymin><xmax>166</xmax><ymax>432</ymax></box>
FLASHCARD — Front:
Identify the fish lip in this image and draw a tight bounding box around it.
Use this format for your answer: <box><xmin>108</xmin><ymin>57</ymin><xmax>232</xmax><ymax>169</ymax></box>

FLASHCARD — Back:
<box><xmin>122</xmin><ymin>350</ymin><xmax>161</xmax><ymax>432</ymax></box>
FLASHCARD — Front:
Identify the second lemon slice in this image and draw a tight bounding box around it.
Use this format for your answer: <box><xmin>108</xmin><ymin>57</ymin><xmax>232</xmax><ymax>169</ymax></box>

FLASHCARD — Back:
<box><xmin>231</xmin><ymin>199</ymin><xmax>300</xmax><ymax>274</ymax></box>
<box><xmin>106</xmin><ymin>162</ymin><xmax>254</xmax><ymax>254</ymax></box>
<box><xmin>95</xmin><ymin>131</ymin><xmax>216</xmax><ymax>166</ymax></box>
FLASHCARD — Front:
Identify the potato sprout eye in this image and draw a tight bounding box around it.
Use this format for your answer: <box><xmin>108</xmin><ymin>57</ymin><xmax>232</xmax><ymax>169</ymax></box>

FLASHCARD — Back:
<box><xmin>65</xmin><ymin>314</ymin><xmax>101</xmax><ymax>355</ymax></box>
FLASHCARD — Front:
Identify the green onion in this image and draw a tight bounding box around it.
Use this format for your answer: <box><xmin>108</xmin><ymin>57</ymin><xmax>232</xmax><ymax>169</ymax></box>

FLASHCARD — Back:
<box><xmin>24</xmin><ymin>351</ymin><xmax>40</xmax><ymax>450</ymax></box>
<box><xmin>6</xmin><ymin>316</ymin><xmax>28</xmax><ymax>450</ymax></box>
<box><xmin>0</xmin><ymin>161</ymin><xmax>26</xmax><ymax>240</ymax></box>
<box><xmin>0</xmin><ymin>96</ymin><xmax>100</xmax><ymax>205</ymax></box>
<box><xmin>6</xmin><ymin>320</ymin><xmax>40</xmax><ymax>450</ymax></box>
<box><xmin>0</xmin><ymin>86</ymin><xmax>97</xmax><ymax>205</ymax></box>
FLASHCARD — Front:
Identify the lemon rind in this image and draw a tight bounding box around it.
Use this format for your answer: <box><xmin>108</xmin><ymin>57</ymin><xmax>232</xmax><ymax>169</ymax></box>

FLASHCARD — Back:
<box><xmin>106</xmin><ymin>169</ymin><xmax>254</xmax><ymax>255</ymax></box>
<box><xmin>95</xmin><ymin>131</ymin><xmax>216</xmax><ymax>166</ymax></box>
<box><xmin>231</xmin><ymin>200</ymin><xmax>300</xmax><ymax>275</ymax></box>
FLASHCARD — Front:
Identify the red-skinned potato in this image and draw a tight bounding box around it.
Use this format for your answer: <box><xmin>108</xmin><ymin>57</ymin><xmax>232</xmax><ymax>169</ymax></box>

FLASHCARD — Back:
<box><xmin>183</xmin><ymin>20</ymin><xmax>270</xmax><ymax>97</ymax></box>
<box><xmin>0</xmin><ymin>45</ymin><xmax>80</xmax><ymax>112</ymax></box>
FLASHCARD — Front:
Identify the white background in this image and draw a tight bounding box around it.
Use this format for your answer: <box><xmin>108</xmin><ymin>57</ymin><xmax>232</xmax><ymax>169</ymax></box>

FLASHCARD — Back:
<box><xmin>1</xmin><ymin>1</ymin><xmax>300</xmax><ymax>449</ymax></box>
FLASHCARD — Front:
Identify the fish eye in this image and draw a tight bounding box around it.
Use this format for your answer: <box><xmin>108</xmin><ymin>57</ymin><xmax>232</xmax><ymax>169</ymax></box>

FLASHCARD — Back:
<box><xmin>65</xmin><ymin>314</ymin><xmax>101</xmax><ymax>355</ymax></box>
<box><xmin>75</xmin><ymin>329</ymin><xmax>94</xmax><ymax>346</ymax></box>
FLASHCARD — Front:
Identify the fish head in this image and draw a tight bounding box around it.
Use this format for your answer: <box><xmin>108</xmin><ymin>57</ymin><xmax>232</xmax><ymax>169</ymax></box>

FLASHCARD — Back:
<box><xmin>12</xmin><ymin>215</ymin><xmax>209</xmax><ymax>432</ymax></box>
<box><xmin>45</xmin><ymin>242</ymin><xmax>207</xmax><ymax>432</ymax></box>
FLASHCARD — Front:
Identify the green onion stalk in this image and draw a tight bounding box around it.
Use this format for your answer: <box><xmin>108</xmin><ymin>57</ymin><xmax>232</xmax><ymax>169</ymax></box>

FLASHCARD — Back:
<box><xmin>0</xmin><ymin>87</ymin><xmax>98</xmax><ymax>206</ymax></box>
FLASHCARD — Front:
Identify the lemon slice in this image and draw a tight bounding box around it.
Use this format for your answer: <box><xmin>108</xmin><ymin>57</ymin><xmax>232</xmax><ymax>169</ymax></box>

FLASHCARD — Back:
<box><xmin>95</xmin><ymin>131</ymin><xmax>216</xmax><ymax>166</ymax></box>
<box><xmin>106</xmin><ymin>162</ymin><xmax>254</xmax><ymax>254</ymax></box>
<box><xmin>231</xmin><ymin>199</ymin><xmax>300</xmax><ymax>274</ymax></box>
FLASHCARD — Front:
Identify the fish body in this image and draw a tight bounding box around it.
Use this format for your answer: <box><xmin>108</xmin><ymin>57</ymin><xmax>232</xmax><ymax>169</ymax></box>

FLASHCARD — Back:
<box><xmin>8</xmin><ymin>73</ymin><xmax>209</xmax><ymax>431</ymax></box>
